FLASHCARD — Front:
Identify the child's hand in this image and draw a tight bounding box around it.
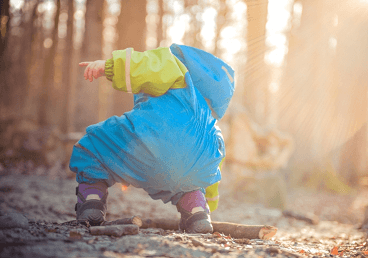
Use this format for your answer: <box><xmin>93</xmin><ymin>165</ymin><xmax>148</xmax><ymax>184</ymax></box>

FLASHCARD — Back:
<box><xmin>79</xmin><ymin>60</ymin><xmax>106</xmax><ymax>82</ymax></box>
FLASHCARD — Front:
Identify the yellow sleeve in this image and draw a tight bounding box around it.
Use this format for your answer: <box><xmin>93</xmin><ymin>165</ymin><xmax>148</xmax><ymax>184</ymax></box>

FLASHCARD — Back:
<box><xmin>205</xmin><ymin>182</ymin><xmax>220</xmax><ymax>212</ymax></box>
<box><xmin>205</xmin><ymin>159</ymin><xmax>224</xmax><ymax>212</ymax></box>
<box><xmin>105</xmin><ymin>47</ymin><xmax>188</xmax><ymax>96</ymax></box>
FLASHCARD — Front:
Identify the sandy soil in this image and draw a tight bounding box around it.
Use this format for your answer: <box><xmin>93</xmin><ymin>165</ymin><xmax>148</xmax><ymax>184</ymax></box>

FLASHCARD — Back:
<box><xmin>1</xmin><ymin>170</ymin><xmax>368</xmax><ymax>258</ymax></box>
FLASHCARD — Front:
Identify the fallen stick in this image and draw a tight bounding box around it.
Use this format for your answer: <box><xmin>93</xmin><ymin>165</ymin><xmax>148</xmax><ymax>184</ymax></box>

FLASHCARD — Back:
<box><xmin>140</xmin><ymin>218</ymin><xmax>277</xmax><ymax>240</ymax></box>
<box><xmin>90</xmin><ymin>224</ymin><xmax>139</xmax><ymax>237</ymax></box>
<box><xmin>212</xmin><ymin>221</ymin><xmax>277</xmax><ymax>240</ymax></box>
<box><xmin>101</xmin><ymin>216</ymin><xmax>142</xmax><ymax>227</ymax></box>
<box><xmin>141</xmin><ymin>218</ymin><xmax>179</xmax><ymax>230</ymax></box>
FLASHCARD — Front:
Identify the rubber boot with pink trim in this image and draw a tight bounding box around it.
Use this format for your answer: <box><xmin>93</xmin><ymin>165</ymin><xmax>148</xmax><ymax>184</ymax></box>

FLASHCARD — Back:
<box><xmin>176</xmin><ymin>190</ymin><xmax>213</xmax><ymax>234</ymax></box>
<box><xmin>75</xmin><ymin>182</ymin><xmax>108</xmax><ymax>226</ymax></box>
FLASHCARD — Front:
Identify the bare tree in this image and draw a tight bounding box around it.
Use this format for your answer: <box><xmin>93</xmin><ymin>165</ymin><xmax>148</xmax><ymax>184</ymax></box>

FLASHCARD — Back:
<box><xmin>74</xmin><ymin>0</ymin><xmax>104</xmax><ymax>131</ymax></box>
<box><xmin>0</xmin><ymin>0</ymin><xmax>10</xmax><ymax>58</ymax></box>
<box><xmin>112</xmin><ymin>0</ymin><xmax>147</xmax><ymax>116</ymax></box>
<box><xmin>0</xmin><ymin>0</ymin><xmax>39</xmax><ymax>120</ymax></box>
<box><xmin>183</xmin><ymin>0</ymin><xmax>204</xmax><ymax>49</ymax></box>
<box><xmin>156</xmin><ymin>0</ymin><xmax>164</xmax><ymax>47</ymax></box>
<box><xmin>61</xmin><ymin>0</ymin><xmax>74</xmax><ymax>134</ymax></box>
<box><xmin>242</xmin><ymin>0</ymin><xmax>270</xmax><ymax>125</ymax></box>
<box><xmin>0</xmin><ymin>0</ymin><xmax>10</xmax><ymax>118</ymax></box>
<box><xmin>39</xmin><ymin>0</ymin><xmax>61</xmax><ymax>126</ymax></box>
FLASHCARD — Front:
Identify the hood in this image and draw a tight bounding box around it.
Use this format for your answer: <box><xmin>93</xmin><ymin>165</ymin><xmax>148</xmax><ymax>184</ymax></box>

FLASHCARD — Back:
<box><xmin>170</xmin><ymin>44</ymin><xmax>235</xmax><ymax>120</ymax></box>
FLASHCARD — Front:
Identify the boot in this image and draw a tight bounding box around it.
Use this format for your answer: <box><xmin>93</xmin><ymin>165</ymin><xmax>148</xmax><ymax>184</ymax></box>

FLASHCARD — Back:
<box><xmin>176</xmin><ymin>190</ymin><xmax>213</xmax><ymax>234</ymax></box>
<box><xmin>75</xmin><ymin>182</ymin><xmax>108</xmax><ymax>226</ymax></box>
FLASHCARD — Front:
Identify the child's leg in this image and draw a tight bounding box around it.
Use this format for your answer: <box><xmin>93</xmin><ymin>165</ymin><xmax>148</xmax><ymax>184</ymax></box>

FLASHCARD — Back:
<box><xmin>176</xmin><ymin>190</ymin><xmax>213</xmax><ymax>234</ymax></box>
<box><xmin>70</xmin><ymin>139</ymin><xmax>117</xmax><ymax>225</ymax></box>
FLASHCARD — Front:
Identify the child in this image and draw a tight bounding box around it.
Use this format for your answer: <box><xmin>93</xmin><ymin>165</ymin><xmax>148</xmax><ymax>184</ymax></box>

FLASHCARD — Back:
<box><xmin>70</xmin><ymin>44</ymin><xmax>235</xmax><ymax>233</ymax></box>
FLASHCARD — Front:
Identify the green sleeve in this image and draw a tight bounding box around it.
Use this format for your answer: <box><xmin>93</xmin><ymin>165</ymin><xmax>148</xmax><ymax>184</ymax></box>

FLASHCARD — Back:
<box><xmin>205</xmin><ymin>182</ymin><xmax>219</xmax><ymax>212</ymax></box>
<box><xmin>105</xmin><ymin>58</ymin><xmax>114</xmax><ymax>81</ymax></box>
<box><xmin>104</xmin><ymin>47</ymin><xmax>188</xmax><ymax>96</ymax></box>
<box><xmin>205</xmin><ymin>158</ymin><xmax>224</xmax><ymax>212</ymax></box>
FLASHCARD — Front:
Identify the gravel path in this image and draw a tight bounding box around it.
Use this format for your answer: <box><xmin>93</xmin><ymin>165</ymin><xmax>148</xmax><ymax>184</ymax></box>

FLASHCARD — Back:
<box><xmin>1</xmin><ymin>173</ymin><xmax>367</xmax><ymax>257</ymax></box>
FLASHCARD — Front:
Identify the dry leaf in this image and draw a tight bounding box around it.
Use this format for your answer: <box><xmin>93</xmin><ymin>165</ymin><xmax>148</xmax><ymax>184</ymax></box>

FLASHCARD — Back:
<box><xmin>299</xmin><ymin>250</ymin><xmax>305</xmax><ymax>253</ymax></box>
<box><xmin>69</xmin><ymin>230</ymin><xmax>82</xmax><ymax>240</ymax></box>
<box><xmin>364</xmin><ymin>250</ymin><xmax>368</xmax><ymax>255</ymax></box>
<box><xmin>331</xmin><ymin>246</ymin><xmax>339</xmax><ymax>255</ymax></box>
<box><xmin>213</xmin><ymin>232</ymin><xmax>222</xmax><ymax>238</ymax></box>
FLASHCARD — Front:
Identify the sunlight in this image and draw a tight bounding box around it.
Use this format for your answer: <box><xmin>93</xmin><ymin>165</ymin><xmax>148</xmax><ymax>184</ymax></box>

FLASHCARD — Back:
<box><xmin>167</xmin><ymin>15</ymin><xmax>187</xmax><ymax>44</ymax></box>
<box><xmin>269</xmin><ymin>82</ymin><xmax>279</xmax><ymax>93</ymax></box>
<box><xmin>218</xmin><ymin>0</ymin><xmax>247</xmax><ymax>65</ymax></box>
<box><xmin>329</xmin><ymin>37</ymin><xmax>337</xmax><ymax>52</ymax></box>
<box><xmin>264</xmin><ymin>0</ymin><xmax>293</xmax><ymax>68</ymax></box>
<box><xmin>43</xmin><ymin>38</ymin><xmax>53</xmax><ymax>48</ymax></box>
<box><xmin>201</xmin><ymin>7</ymin><xmax>216</xmax><ymax>50</ymax></box>
<box><xmin>232</xmin><ymin>0</ymin><xmax>247</xmax><ymax>19</ymax></box>
<box><xmin>10</xmin><ymin>0</ymin><xmax>23</xmax><ymax>10</ymax></box>
<box><xmin>43</xmin><ymin>0</ymin><xmax>55</xmax><ymax>12</ymax></box>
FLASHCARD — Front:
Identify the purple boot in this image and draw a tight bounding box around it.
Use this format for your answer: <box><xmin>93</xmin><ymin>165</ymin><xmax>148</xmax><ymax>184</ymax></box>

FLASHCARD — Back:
<box><xmin>75</xmin><ymin>182</ymin><xmax>108</xmax><ymax>226</ymax></box>
<box><xmin>176</xmin><ymin>190</ymin><xmax>213</xmax><ymax>234</ymax></box>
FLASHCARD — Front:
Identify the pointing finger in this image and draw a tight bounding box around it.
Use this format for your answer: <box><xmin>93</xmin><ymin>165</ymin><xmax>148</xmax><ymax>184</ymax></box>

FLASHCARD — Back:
<box><xmin>84</xmin><ymin>65</ymin><xmax>89</xmax><ymax>80</ymax></box>
<box><xmin>93</xmin><ymin>66</ymin><xmax>99</xmax><ymax>79</ymax></box>
<box><xmin>88</xmin><ymin>64</ymin><xmax>94</xmax><ymax>82</ymax></box>
<box><xmin>79</xmin><ymin>62</ymin><xmax>91</xmax><ymax>67</ymax></box>
<box><xmin>84</xmin><ymin>63</ymin><xmax>93</xmax><ymax>80</ymax></box>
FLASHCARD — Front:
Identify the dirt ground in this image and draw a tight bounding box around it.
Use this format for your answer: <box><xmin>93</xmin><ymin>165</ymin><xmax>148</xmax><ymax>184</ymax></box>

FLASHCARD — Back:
<box><xmin>1</xmin><ymin>167</ymin><xmax>368</xmax><ymax>258</ymax></box>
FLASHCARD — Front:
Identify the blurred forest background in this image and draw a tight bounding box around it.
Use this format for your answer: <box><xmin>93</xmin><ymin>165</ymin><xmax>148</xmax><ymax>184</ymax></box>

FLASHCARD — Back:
<box><xmin>1</xmin><ymin>0</ymin><xmax>368</xmax><ymax>208</ymax></box>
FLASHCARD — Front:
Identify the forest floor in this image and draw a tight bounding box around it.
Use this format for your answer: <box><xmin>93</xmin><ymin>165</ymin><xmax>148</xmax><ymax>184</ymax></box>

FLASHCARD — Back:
<box><xmin>1</xmin><ymin>167</ymin><xmax>368</xmax><ymax>258</ymax></box>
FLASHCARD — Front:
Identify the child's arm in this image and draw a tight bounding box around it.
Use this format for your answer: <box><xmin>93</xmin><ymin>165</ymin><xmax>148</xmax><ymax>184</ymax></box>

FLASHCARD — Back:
<box><xmin>79</xmin><ymin>48</ymin><xmax>188</xmax><ymax>96</ymax></box>
<box><xmin>105</xmin><ymin>47</ymin><xmax>188</xmax><ymax>96</ymax></box>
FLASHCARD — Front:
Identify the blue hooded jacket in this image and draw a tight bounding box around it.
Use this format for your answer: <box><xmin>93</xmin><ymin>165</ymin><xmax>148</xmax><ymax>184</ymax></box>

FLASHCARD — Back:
<box><xmin>69</xmin><ymin>44</ymin><xmax>235</xmax><ymax>206</ymax></box>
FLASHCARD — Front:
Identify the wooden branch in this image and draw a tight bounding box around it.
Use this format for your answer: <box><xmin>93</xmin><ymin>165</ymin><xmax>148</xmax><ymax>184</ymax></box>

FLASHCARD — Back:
<box><xmin>140</xmin><ymin>218</ymin><xmax>277</xmax><ymax>239</ymax></box>
<box><xmin>212</xmin><ymin>222</ymin><xmax>277</xmax><ymax>240</ymax></box>
<box><xmin>101</xmin><ymin>216</ymin><xmax>142</xmax><ymax>227</ymax></box>
<box><xmin>90</xmin><ymin>224</ymin><xmax>139</xmax><ymax>237</ymax></box>
<box><xmin>140</xmin><ymin>218</ymin><xmax>179</xmax><ymax>231</ymax></box>
<box><xmin>101</xmin><ymin>216</ymin><xmax>277</xmax><ymax>239</ymax></box>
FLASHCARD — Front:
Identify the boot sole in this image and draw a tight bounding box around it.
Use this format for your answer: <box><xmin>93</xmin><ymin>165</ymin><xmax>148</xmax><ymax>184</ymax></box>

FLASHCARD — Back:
<box><xmin>183</xmin><ymin>219</ymin><xmax>213</xmax><ymax>234</ymax></box>
<box><xmin>77</xmin><ymin>209</ymin><xmax>105</xmax><ymax>226</ymax></box>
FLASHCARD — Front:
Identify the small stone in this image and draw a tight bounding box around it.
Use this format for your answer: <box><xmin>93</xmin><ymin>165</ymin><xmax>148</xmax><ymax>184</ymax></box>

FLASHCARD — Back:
<box><xmin>192</xmin><ymin>239</ymin><xmax>204</xmax><ymax>247</ymax></box>
<box><xmin>174</xmin><ymin>235</ymin><xmax>184</xmax><ymax>241</ymax></box>
<box><xmin>234</xmin><ymin>238</ymin><xmax>251</xmax><ymax>245</ymax></box>
<box><xmin>0</xmin><ymin>213</ymin><xmax>29</xmax><ymax>229</ymax></box>
<box><xmin>266</xmin><ymin>247</ymin><xmax>280</xmax><ymax>254</ymax></box>
<box><xmin>69</xmin><ymin>230</ymin><xmax>83</xmax><ymax>240</ymax></box>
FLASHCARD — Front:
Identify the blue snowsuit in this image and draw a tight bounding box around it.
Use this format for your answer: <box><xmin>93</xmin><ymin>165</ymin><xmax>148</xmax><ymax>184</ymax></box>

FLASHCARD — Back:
<box><xmin>69</xmin><ymin>44</ymin><xmax>235</xmax><ymax>206</ymax></box>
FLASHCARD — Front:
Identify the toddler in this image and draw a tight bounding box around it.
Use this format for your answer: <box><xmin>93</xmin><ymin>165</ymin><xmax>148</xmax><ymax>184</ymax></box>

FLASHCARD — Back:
<box><xmin>70</xmin><ymin>44</ymin><xmax>235</xmax><ymax>233</ymax></box>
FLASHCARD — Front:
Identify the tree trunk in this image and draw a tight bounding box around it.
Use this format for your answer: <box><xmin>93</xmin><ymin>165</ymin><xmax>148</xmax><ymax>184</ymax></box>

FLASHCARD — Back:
<box><xmin>0</xmin><ymin>0</ymin><xmax>10</xmax><ymax>119</ymax></box>
<box><xmin>213</xmin><ymin>0</ymin><xmax>228</xmax><ymax>57</ymax></box>
<box><xmin>243</xmin><ymin>0</ymin><xmax>269</xmax><ymax>125</ymax></box>
<box><xmin>61</xmin><ymin>0</ymin><xmax>74</xmax><ymax>134</ymax></box>
<box><xmin>21</xmin><ymin>0</ymin><xmax>42</xmax><ymax>122</ymax></box>
<box><xmin>156</xmin><ymin>0</ymin><xmax>163</xmax><ymax>48</ymax></box>
<box><xmin>39</xmin><ymin>0</ymin><xmax>61</xmax><ymax>126</ymax></box>
<box><xmin>335</xmin><ymin>0</ymin><xmax>368</xmax><ymax>183</ymax></box>
<box><xmin>183</xmin><ymin>0</ymin><xmax>204</xmax><ymax>49</ymax></box>
<box><xmin>112</xmin><ymin>0</ymin><xmax>147</xmax><ymax>116</ymax></box>
<box><xmin>1</xmin><ymin>1</ymin><xmax>39</xmax><ymax>120</ymax></box>
<box><xmin>74</xmin><ymin>0</ymin><xmax>104</xmax><ymax>131</ymax></box>
<box><xmin>0</xmin><ymin>0</ymin><xmax>10</xmax><ymax>58</ymax></box>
